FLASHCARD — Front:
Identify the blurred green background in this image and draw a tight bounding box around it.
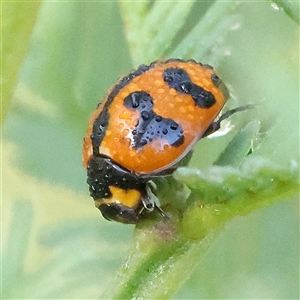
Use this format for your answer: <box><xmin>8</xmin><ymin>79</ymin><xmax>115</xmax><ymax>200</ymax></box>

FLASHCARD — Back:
<box><xmin>2</xmin><ymin>1</ymin><xmax>299</xmax><ymax>299</ymax></box>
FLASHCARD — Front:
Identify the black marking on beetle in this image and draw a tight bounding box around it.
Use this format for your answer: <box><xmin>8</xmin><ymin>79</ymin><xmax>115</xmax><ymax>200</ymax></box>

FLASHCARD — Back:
<box><xmin>163</xmin><ymin>67</ymin><xmax>216</xmax><ymax>108</ymax></box>
<box><xmin>90</xmin><ymin>60</ymin><xmax>213</xmax><ymax>154</ymax></box>
<box><xmin>91</xmin><ymin>107</ymin><xmax>110</xmax><ymax>156</ymax></box>
<box><xmin>124</xmin><ymin>91</ymin><xmax>184</xmax><ymax>149</ymax></box>
<box><xmin>98</xmin><ymin>203</ymin><xmax>139</xmax><ymax>224</ymax></box>
<box><xmin>211</xmin><ymin>73</ymin><xmax>221</xmax><ymax>86</ymax></box>
<box><xmin>90</xmin><ymin>63</ymin><xmax>154</xmax><ymax>154</ymax></box>
<box><xmin>87</xmin><ymin>156</ymin><xmax>146</xmax><ymax>223</ymax></box>
<box><xmin>87</xmin><ymin>156</ymin><xmax>146</xmax><ymax>200</ymax></box>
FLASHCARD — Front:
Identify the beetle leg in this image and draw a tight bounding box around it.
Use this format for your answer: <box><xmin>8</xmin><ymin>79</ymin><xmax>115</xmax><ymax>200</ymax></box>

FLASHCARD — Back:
<box><xmin>141</xmin><ymin>183</ymin><xmax>169</xmax><ymax>219</ymax></box>
<box><xmin>204</xmin><ymin>104</ymin><xmax>255</xmax><ymax>137</ymax></box>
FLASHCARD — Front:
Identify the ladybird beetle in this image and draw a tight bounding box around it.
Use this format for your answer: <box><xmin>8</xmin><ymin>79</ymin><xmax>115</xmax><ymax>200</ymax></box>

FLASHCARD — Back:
<box><xmin>83</xmin><ymin>59</ymin><xmax>239</xmax><ymax>224</ymax></box>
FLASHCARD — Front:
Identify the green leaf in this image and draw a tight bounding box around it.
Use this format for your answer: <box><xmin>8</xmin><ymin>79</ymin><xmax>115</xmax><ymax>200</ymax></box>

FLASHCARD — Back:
<box><xmin>176</xmin><ymin>158</ymin><xmax>299</xmax><ymax>239</ymax></box>
<box><xmin>119</xmin><ymin>0</ymin><xmax>196</xmax><ymax>65</ymax></box>
<box><xmin>270</xmin><ymin>0</ymin><xmax>300</xmax><ymax>24</ymax></box>
<box><xmin>172</xmin><ymin>1</ymin><xmax>241</xmax><ymax>61</ymax></box>
<box><xmin>1</xmin><ymin>1</ymin><xmax>41</xmax><ymax>124</ymax></box>
<box><xmin>214</xmin><ymin>120</ymin><xmax>261</xmax><ymax>167</ymax></box>
<box><xmin>1</xmin><ymin>200</ymin><xmax>34</xmax><ymax>298</ymax></box>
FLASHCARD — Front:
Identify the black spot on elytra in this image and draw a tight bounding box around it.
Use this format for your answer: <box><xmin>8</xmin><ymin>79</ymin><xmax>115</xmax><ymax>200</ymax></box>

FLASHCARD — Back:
<box><xmin>91</xmin><ymin>107</ymin><xmax>109</xmax><ymax>156</ymax></box>
<box><xmin>124</xmin><ymin>91</ymin><xmax>184</xmax><ymax>149</ymax></box>
<box><xmin>163</xmin><ymin>67</ymin><xmax>216</xmax><ymax>108</ymax></box>
<box><xmin>90</xmin><ymin>63</ymin><xmax>154</xmax><ymax>155</ymax></box>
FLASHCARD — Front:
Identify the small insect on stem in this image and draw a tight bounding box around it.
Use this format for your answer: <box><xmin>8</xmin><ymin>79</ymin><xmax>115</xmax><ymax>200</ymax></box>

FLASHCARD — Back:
<box><xmin>82</xmin><ymin>59</ymin><xmax>251</xmax><ymax>224</ymax></box>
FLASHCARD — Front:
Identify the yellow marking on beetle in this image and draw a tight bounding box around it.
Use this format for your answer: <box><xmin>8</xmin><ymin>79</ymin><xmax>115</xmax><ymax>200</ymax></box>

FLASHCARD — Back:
<box><xmin>109</xmin><ymin>186</ymin><xmax>141</xmax><ymax>208</ymax></box>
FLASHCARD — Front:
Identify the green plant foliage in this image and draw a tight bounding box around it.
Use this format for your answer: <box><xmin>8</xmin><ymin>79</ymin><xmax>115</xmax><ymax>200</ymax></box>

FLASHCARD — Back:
<box><xmin>176</xmin><ymin>157</ymin><xmax>299</xmax><ymax>240</ymax></box>
<box><xmin>1</xmin><ymin>1</ymin><xmax>41</xmax><ymax>123</ymax></box>
<box><xmin>270</xmin><ymin>0</ymin><xmax>300</xmax><ymax>24</ymax></box>
<box><xmin>119</xmin><ymin>1</ymin><xmax>195</xmax><ymax>65</ymax></box>
<box><xmin>2</xmin><ymin>1</ymin><xmax>299</xmax><ymax>299</ymax></box>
